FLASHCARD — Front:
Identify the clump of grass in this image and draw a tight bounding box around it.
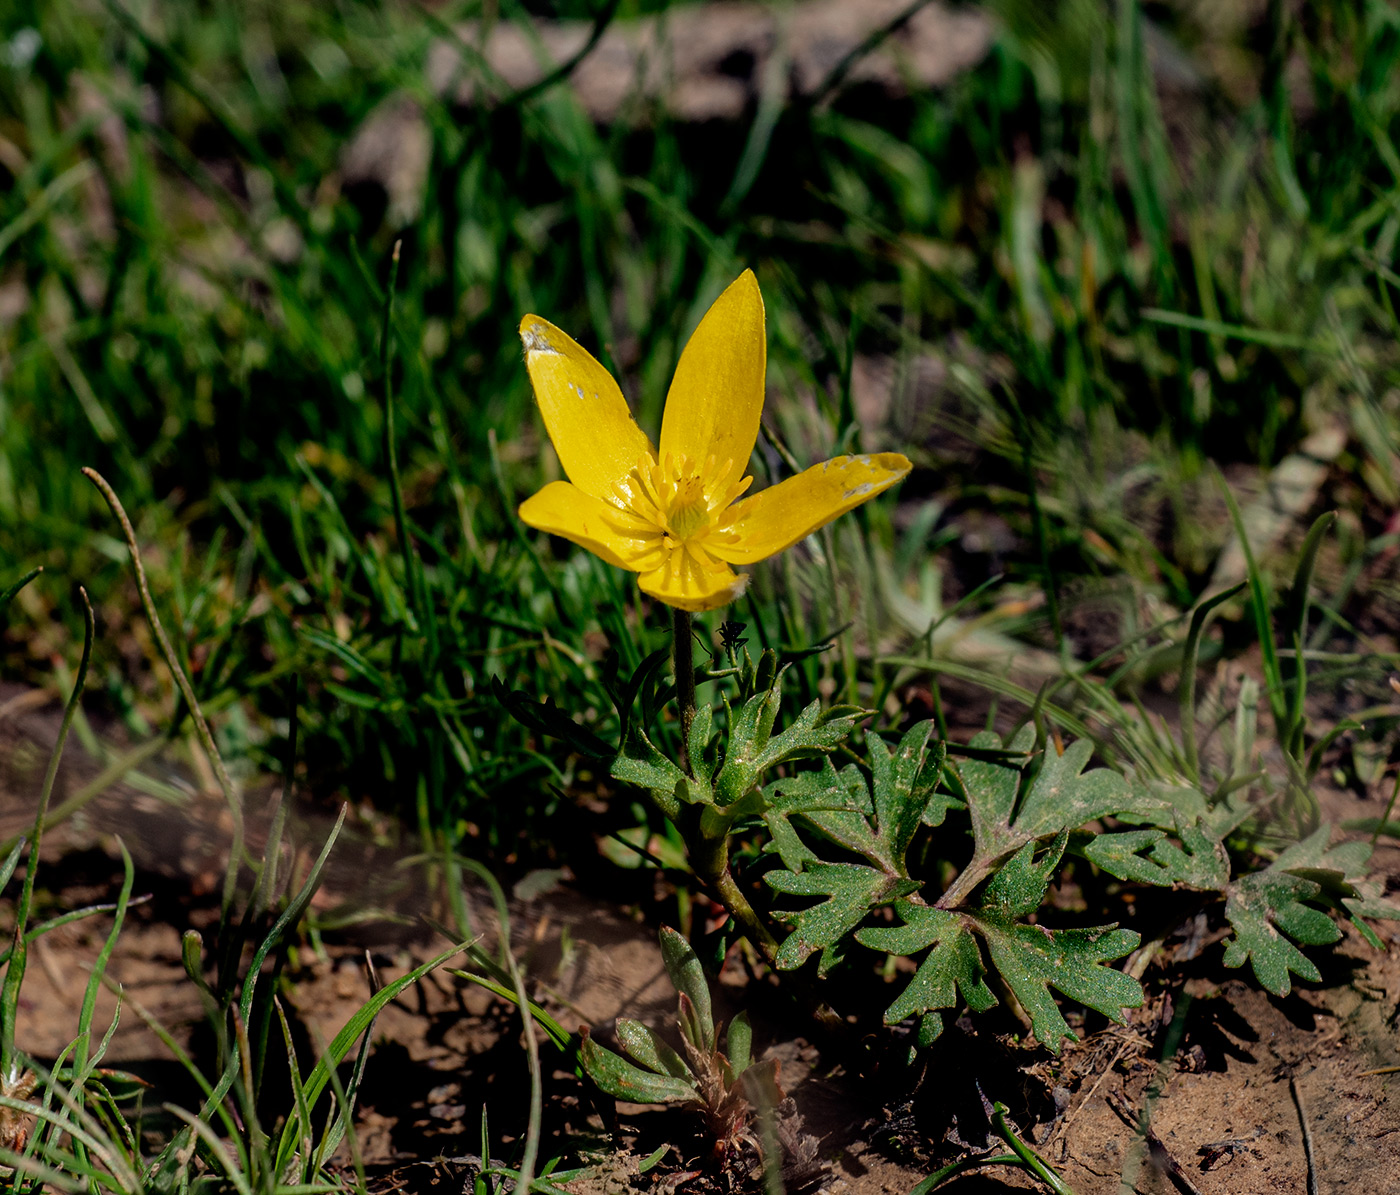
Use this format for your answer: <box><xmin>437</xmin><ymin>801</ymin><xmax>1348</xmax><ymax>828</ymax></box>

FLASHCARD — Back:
<box><xmin>5</xmin><ymin>1</ymin><xmax>1400</xmax><ymax>861</ymax></box>
<box><xmin>0</xmin><ymin>528</ymin><xmax>476</xmax><ymax>1194</ymax></box>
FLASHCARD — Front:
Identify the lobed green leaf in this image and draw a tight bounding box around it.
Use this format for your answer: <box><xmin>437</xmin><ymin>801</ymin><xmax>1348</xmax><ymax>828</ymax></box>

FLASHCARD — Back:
<box><xmin>857</xmin><ymin>903</ymin><xmax>995</xmax><ymax>1042</ymax></box>
<box><xmin>977</xmin><ymin>922</ymin><xmax>1143</xmax><ymax>1052</ymax></box>
<box><xmin>1084</xmin><ymin>822</ymin><xmax>1229</xmax><ymax>891</ymax></box>
<box><xmin>767</xmin><ymin>863</ymin><xmax>917</xmax><ymax>970</ymax></box>
<box><xmin>1222</xmin><ymin>870</ymin><xmax>1338</xmax><ymax>996</ymax></box>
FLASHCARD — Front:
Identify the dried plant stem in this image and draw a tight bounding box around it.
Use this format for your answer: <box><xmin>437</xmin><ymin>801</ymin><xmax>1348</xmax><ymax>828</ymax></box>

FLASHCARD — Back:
<box><xmin>82</xmin><ymin>468</ymin><xmax>245</xmax><ymax>923</ymax></box>
<box><xmin>1290</xmin><ymin>1075</ymin><xmax>1319</xmax><ymax>1195</ymax></box>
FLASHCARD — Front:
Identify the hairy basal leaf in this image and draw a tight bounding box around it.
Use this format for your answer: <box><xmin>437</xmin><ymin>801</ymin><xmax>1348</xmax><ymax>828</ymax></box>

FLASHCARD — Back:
<box><xmin>978</xmin><ymin>921</ymin><xmax>1142</xmax><ymax>1051</ymax></box>
<box><xmin>581</xmin><ymin>1035</ymin><xmax>699</xmax><ymax>1105</ymax></box>
<box><xmin>1084</xmin><ymin>821</ymin><xmax>1229</xmax><ymax>891</ymax></box>
<box><xmin>857</xmin><ymin>903</ymin><xmax>994</xmax><ymax>1043</ymax></box>
<box><xmin>767</xmin><ymin>863</ymin><xmax>917</xmax><ymax>970</ymax></box>
<box><xmin>660</xmin><ymin>927</ymin><xmax>715</xmax><ymax>1053</ymax></box>
<box><xmin>1222</xmin><ymin>870</ymin><xmax>1338</xmax><ymax>996</ymax></box>
<box><xmin>980</xmin><ymin>834</ymin><xmax>1068</xmax><ymax>921</ymax></box>
<box><xmin>615</xmin><ymin>1018</ymin><xmax>691</xmax><ymax>1080</ymax></box>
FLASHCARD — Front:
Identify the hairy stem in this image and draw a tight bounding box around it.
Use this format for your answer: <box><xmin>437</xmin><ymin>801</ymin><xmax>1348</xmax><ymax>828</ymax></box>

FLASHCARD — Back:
<box><xmin>691</xmin><ymin>828</ymin><xmax>780</xmax><ymax>966</ymax></box>
<box><xmin>671</xmin><ymin>608</ymin><xmax>779</xmax><ymax>964</ymax></box>
<box><xmin>672</xmin><ymin>608</ymin><xmax>697</xmax><ymax>773</ymax></box>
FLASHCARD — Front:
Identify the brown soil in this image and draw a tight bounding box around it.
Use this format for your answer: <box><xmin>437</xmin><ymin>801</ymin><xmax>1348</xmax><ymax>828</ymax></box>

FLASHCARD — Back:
<box><xmin>4</xmin><ymin>681</ymin><xmax>1400</xmax><ymax>1195</ymax></box>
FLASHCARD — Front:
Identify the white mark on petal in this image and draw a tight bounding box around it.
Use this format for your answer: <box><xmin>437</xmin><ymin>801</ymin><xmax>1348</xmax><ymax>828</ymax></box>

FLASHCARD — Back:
<box><xmin>522</xmin><ymin>327</ymin><xmax>560</xmax><ymax>355</ymax></box>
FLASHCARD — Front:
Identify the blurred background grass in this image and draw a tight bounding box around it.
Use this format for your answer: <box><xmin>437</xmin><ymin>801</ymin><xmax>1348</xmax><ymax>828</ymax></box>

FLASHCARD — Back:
<box><xmin>2</xmin><ymin>0</ymin><xmax>1399</xmax><ymax>864</ymax></box>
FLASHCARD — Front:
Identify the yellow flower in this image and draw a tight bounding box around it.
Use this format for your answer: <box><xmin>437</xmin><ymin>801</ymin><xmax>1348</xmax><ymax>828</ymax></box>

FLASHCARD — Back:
<box><xmin>516</xmin><ymin>270</ymin><xmax>912</xmax><ymax>613</ymax></box>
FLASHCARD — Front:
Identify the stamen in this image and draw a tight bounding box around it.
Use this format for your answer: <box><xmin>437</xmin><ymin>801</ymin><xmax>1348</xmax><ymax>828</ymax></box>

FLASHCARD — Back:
<box><xmin>607</xmin><ymin>449</ymin><xmax>758</xmax><ymax>597</ymax></box>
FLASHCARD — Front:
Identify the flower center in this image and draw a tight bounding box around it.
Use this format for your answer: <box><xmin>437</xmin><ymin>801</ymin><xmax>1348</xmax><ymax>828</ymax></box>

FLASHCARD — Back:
<box><xmin>607</xmin><ymin>452</ymin><xmax>754</xmax><ymax>574</ymax></box>
<box><xmin>667</xmin><ymin>476</ymin><xmax>710</xmax><ymax>540</ymax></box>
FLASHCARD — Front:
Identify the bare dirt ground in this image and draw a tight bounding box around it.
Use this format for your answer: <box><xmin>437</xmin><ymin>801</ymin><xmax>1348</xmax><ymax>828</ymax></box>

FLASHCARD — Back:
<box><xmin>3</xmin><ymin>697</ymin><xmax>1399</xmax><ymax>1193</ymax></box>
<box><xmin>4</xmin><ymin>678</ymin><xmax>1400</xmax><ymax>1194</ymax></box>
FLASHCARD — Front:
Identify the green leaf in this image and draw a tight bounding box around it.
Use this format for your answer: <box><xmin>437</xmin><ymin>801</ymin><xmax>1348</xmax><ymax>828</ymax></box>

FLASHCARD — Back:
<box><xmin>981</xmin><ymin>834</ymin><xmax>1068</xmax><ymax>921</ymax></box>
<box><xmin>1275</xmin><ymin>824</ymin><xmax>1370</xmax><ymax>880</ymax></box>
<box><xmin>659</xmin><ymin>927</ymin><xmax>714</xmax><ymax>1053</ymax></box>
<box><xmin>725</xmin><ymin>1010</ymin><xmax>752</xmax><ymax>1075</ymax></box>
<box><xmin>713</xmin><ymin>685</ymin><xmax>781</xmax><ymax>807</ymax></box>
<box><xmin>1013</xmin><ymin>739</ymin><xmax>1156</xmax><ymax>837</ymax></box>
<box><xmin>580</xmin><ymin>1035</ymin><xmax>698</xmax><ymax>1105</ymax></box>
<box><xmin>1222</xmin><ymin>870</ymin><xmax>1339</xmax><ymax>996</ymax></box>
<box><xmin>767</xmin><ymin>862</ymin><xmax>918</xmax><ymax>970</ymax></box>
<box><xmin>611</xmin><ymin>723</ymin><xmax>708</xmax><ymax>818</ymax></box>
<box><xmin>761</xmin><ymin>757</ymin><xmax>871</xmax><ymax>869</ymax></box>
<box><xmin>1112</xmin><ymin>781</ymin><xmax>1210</xmax><ymax>828</ymax></box>
<box><xmin>869</xmin><ymin>722</ymin><xmax>950</xmax><ymax>863</ymax></box>
<box><xmin>956</xmin><ymin>728</ymin><xmax>1027</xmax><ymax>861</ymax></box>
<box><xmin>977</xmin><ymin>921</ymin><xmax>1143</xmax><ymax>1052</ymax></box>
<box><xmin>712</xmin><ymin>667</ymin><xmax>864</xmax><ymax>807</ymax></box>
<box><xmin>763</xmin><ymin>724</ymin><xmax>953</xmax><ymax>878</ymax></box>
<box><xmin>687</xmin><ymin>702</ymin><xmax>717</xmax><ymax>783</ymax></box>
<box><xmin>763</xmin><ymin>756</ymin><xmax>872</xmax><ymax>817</ymax></box>
<box><xmin>1344</xmin><ymin>896</ymin><xmax>1400</xmax><ymax>922</ymax></box>
<box><xmin>761</xmin><ymin>811</ymin><xmax>822</xmax><ymax>872</ymax></box>
<box><xmin>857</xmin><ymin>903</ymin><xmax>995</xmax><ymax>1042</ymax></box>
<box><xmin>614</xmin><ymin>1018</ymin><xmax>691</xmax><ymax>1080</ymax></box>
<box><xmin>491</xmin><ymin>677</ymin><xmax>613</xmax><ymax>760</ymax></box>
<box><xmin>1084</xmin><ymin>821</ymin><xmax>1229</xmax><ymax>891</ymax></box>
<box><xmin>1269</xmin><ymin>826</ymin><xmax>1400</xmax><ymax>936</ymax></box>
<box><xmin>770</xmin><ymin>762</ymin><xmax>879</xmax><ymax>862</ymax></box>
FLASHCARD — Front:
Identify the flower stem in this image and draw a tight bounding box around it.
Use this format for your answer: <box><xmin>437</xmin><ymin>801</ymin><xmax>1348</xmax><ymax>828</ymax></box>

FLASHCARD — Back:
<box><xmin>672</xmin><ymin>608</ymin><xmax>697</xmax><ymax>773</ymax></box>
<box><xmin>671</xmin><ymin>607</ymin><xmax>779</xmax><ymax>965</ymax></box>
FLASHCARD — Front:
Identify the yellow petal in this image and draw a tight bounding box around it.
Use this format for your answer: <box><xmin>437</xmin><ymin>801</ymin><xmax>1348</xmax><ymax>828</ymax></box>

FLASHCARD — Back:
<box><xmin>638</xmin><ymin>554</ymin><xmax>749</xmax><ymax>613</ymax></box>
<box><xmin>519</xmin><ymin>315</ymin><xmax>655</xmax><ymax>501</ymax></box>
<box><xmin>708</xmin><ymin>453</ymin><xmax>912</xmax><ymax>565</ymax></box>
<box><xmin>519</xmin><ymin>481</ymin><xmax>661</xmax><ymax>572</ymax></box>
<box><xmin>659</xmin><ymin>270</ymin><xmax>766</xmax><ymax>491</ymax></box>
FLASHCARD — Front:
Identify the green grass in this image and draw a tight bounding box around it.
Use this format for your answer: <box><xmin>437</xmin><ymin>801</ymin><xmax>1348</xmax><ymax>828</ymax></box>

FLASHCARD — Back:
<box><xmin>3</xmin><ymin>0</ymin><xmax>1400</xmax><ymax>861</ymax></box>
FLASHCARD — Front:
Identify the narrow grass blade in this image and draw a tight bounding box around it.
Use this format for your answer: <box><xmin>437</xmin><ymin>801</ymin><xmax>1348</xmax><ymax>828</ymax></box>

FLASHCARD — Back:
<box><xmin>165</xmin><ymin>1104</ymin><xmax>254</xmax><ymax>1195</ymax></box>
<box><xmin>236</xmin><ymin>804</ymin><xmax>347</xmax><ymax>1026</ymax></box>
<box><xmin>1</xmin><ymin>587</ymin><xmax>93</xmax><ymax>1080</ymax></box>
<box><xmin>274</xmin><ymin>999</ymin><xmax>314</xmax><ymax>1185</ymax></box>
<box><xmin>273</xmin><ymin>939</ymin><xmax>469</xmax><ymax>1176</ymax></box>
<box><xmin>1180</xmin><ymin>582</ymin><xmax>1247</xmax><ymax>785</ymax></box>
<box><xmin>0</xmin><ymin>839</ymin><xmax>26</xmax><ymax>894</ymax></box>
<box><xmin>1217</xmin><ymin>474</ymin><xmax>1289</xmax><ymax>733</ymax></box>
<box><xmin>68</xmin><ymin>837</ymin><xmax>135</xmax><ymax>1188</ymax></box>
<box><xmin>1141</xmin><ymin>308</ymin><xmax>1326</xmax><ymax>351</ymax></box>
<box><xmin>1282</xmin><ymin>512</ymin><xmax>1336</xmax><ymax>759</ymax></box>
<box><xmin>83</xmin><ymin>468</ymin><xmax>246</xmax><ymax>927</ymax></box>
<box><xmin>0</xmin><ymin>568</ymin><xmax>42</xmax><ymax>612</ymax></box>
